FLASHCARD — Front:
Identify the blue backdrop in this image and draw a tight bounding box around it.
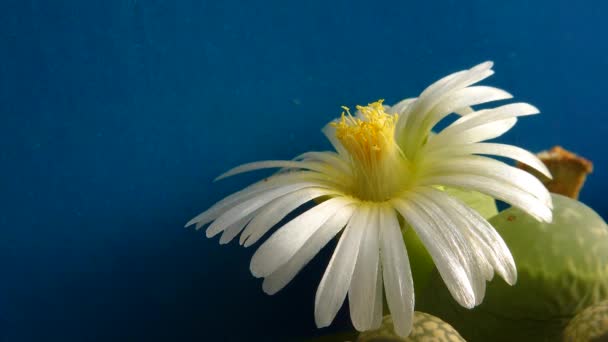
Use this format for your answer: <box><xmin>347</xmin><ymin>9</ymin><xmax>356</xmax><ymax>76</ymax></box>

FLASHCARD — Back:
<box><xmin>1</xmin><ymin>0</ymin><xmax>607</xmax><ymax>340</ymax></box>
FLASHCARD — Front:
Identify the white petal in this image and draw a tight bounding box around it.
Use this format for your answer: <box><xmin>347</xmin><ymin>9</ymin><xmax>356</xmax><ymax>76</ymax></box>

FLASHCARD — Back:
<box><xmin>418</xmin><ymin>69</ymin><xmax>468</xmax><ymax>99</ymax></box>
<box><xmin>379</xmin><ymin>205</ymin><xmax>414</xmax><ymax>337</ymax></box>
<box><xmin>315</xmin><ymin>205</ymin><xmax>370</xmax><ymax>328</ymax></box>
<box><xmin>426</xmin><ymin>118</ymin><xmax>518</xmax><ymax>148</ymax></box>
<box><xmin>397</xmin><ymin>62</ymin><xmax>495</xmax><ymax>156</ymax></box>
<box><xmin>250</xmin><ymin>197</ymin><xmax>354</xmax><ymax>278</ymax></box>
<box><xmin>421</xmin><ymin>86</ymin><xmax>513</xmax><ymax>133</ymax></box>
<box><xmin>322</xmin><ymin>121</ymin><xmax>348</xmax><ymax>157</ymax></box>
<box><xmin>240</xmin><ymin>187</ymin><xmax>338</xmax><ymax>247</ymax></box>
<box><xmin>419</xmin><ymin>174</ymin><xmax>553</xmax><ymax>222</ymax></box>
<box><xmin>262</xmin><ymin>204</ymin><xmax>356</xmax><ymax>295</ymax></box>
<box><xmin>219</xmin><ymin>213</ymin><xmax>255</xmax><ymax>244</ymax></box>
<box><xmin>215</xmin><ymin>160</ymin><xmax>336</xmax><ymax>181</ymax></box>
<box><xmin>423</xmin><ymin>142</ymin><xmax>552</xmax><ymax>179</ymax></box>
<box><xmin>453</xmin><ymin>102</ymin><xmax>539</xmax><ymax>126</ymax></box>
<box><xmin>407</xmin><ymin>85</ymin><xmax>511</xmax><ymax>156</ymax></box>
<box><xmin>412</xmin><ymin>189</ymin><xmax>488</xmax><ymax>305</ymax></box>
<box><xmin>206</xmin><ymin>181</ymin><xmax>330</xmax><ymax>238</ymax></box>
<box><xmin>370</xmin><ymin>256</ymin><xmax>383</xmax><ymax>330</ymax></box>
<box><xmin>186</xmin><ymin>185</ymin><xmax>261</xmax><ymax>229</ymax></box>
<box><xmin>386</xmin><ymin>97</ymin><xmax>417</xmax><ymax>116</ymax></box>
<box><xmin>392</xmin><ymin>197</ymin><xmax>477</xmax><ymax>309</ymax></box>
<box><xmin>185</xmin><ymin>171</ymin><xmax>328</xmax><ymax>228</ymax></box>
<box><xmin>455</xmin><ymin>106</ymin><xmax>474</xmax><ymax>115</ymax></box>
<box><xmin>420</xmin><ymin>155</ymin><xmax>551</xmax><ymax>205</ymax></box>
<box><xmin>416</xmin><ymin>61</ymin><xmax>493</xmax><ymax>116</ymax></box>
<box><xmin>295</xmin><ymin>151</ymin><xmax>351</xmax><ymax>176</ymax></box>
<box><xmin>422</xmin><ymin>187</ymin><xmax>517</xmax><ymax>285</ymax></box>
<box><xmin>395</xmin><ymin>71</ymin><xmax>462</xmax><ymax>139</ymax></box>
<box><xmin>432</xmin><ymin>103</ymin><xmax>538</xmax><ymax>146</ymax></box>
<box><xmin>349</xmin><ymin>206</ymin><xmax>381</xmax><ymax>331</ymax></box>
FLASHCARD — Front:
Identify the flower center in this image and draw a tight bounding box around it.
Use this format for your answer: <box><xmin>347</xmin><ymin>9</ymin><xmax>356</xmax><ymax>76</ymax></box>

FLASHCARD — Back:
<box><xmin>333</xmin><ymin>100</ymin><xmax>411</xmax><ymax>201</ymax></box>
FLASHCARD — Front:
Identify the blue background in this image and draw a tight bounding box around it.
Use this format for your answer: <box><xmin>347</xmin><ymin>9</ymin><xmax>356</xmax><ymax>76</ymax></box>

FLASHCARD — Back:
<box><xmin>1</xmin><ymin>0</ymin><xmax>607</xmax><ymax>340</ymax></box>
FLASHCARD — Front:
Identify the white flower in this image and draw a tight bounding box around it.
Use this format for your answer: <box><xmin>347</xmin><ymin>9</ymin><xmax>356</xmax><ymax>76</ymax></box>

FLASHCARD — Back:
<box><xmin>185</xmin><ymin>61</ymin><xmax>553</xmax><ymax>337</ymax></box>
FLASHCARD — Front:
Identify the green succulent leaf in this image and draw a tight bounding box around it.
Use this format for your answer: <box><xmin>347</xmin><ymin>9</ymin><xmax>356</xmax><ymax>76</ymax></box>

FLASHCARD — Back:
<box><xmin>441</xmin><ymin>186</ymin><xmax>499</xmax><ymax>219</ymax></box>
<box><xmin>417</xmin><ymin>194</ymin><xmax>608</xmax><ymax>342</ymax></box>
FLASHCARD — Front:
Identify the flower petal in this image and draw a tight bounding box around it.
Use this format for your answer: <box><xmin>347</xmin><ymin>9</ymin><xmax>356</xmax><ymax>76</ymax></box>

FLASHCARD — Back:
<box><xmin>219</xmin><ymin>213</ymin><xmax>255</xmax><ymax>244</ymax></box>
<box><xmin>370</xmin><ymin>255</ymin><xmax>383</xmax><ymax>330</ymax></box>
<box><xmin>422</xmin><ymin>187</ymin><xmax>517</xmax><ymax>285</ymax></box>
<box><xmin>215</xmin><ymin>160</ymin><xmax>338</xmax><ymax>181</ymax></box>
<box><xmin>295</xmin><ymin>151</ymin><xmax>351</xmax><ymax>176</ymax></box>
<box><xmin>379</xmin><ymin>205</ymin><xmax>414</xmax><ymax>337</ymax></box>
<box><xmin>315</xmin><ymin>205</ymin><xmax>369</xmax><ymax>328</ymax></box>
<box><xmin>250</xmin><ymin>197</ymin><xmax>354</xmax><ymax>278</ymax></box>
<box><xmin>413</xmin><ymin>189</ymin><xmax>490</xmax><ymax>305</ymax></box>
<box><xmin>419</xmin><ymin>174</ymin><xmax>553</xmax><ymax>222</ymax></box>
<box><xmin>414</xmin><ymin>191</ymin><xmax>488</xmax><ymax>304</ymax></box>
<box><xmin>262</xmin><ymin>204</ymin><xmax>356</xmax><ymax>295</ymax></box>
<box><xmin>206</xmin><ymin>181</ymin><xmax>332</xmax><ymax>238</ymax></box>
<box><xmin>392</xmin><ymin>197</ymin><xmax>477</xmax><ymax>309</ymax></box>
<box><xmin>397</xmin><ymin>62</ymin><xmax>495</xmax><ymax>157</ymax></box>
<box><xmin>240</xmin><ymin>187</ymin><xmax>338</xmax><ymax>247</ymax></box>
<box><xmin>427</xmin><ymin>117</ymin><xmax>518</xmax><ymax>147</ymax></box>
<box><xmin>386</xmin><ymin>97</ymin><xmax>417</xmax><ymax>116</ymax></box>
<box><xmin>423</xmin><ymin>142</ymin><xmax>551</xmax><ymax>179</ymax></box>
<box><xmin>322</xmin><ymin>121</ymin><xmax>348</xmax><ymax>157</ymax></box>
<box><xmin>349</xmin><ymin>205</ymin><xmax>381</xmax><ymax>331</ymax></box>
<box><xmin>420</xmin><ymin>155</ymin><xmax>551</xmax><ymax>205</ymax></box>
<box><xmin>414</xmin><ymin>62</ymin><xmax>493</xmax><ymax>119</ymax></box>
<box><xmin>420</xmin><ymin>86</ymin><xmax>513</xmax><ymax>133</ymax></box>
<box><xmin>430</xmin><ymin>103</ymin><xmax>538</xmax><ymax>147</ymax></box>
<box><xmin>185</xmin><ymin>171</ymin><xmax>329</xmax><ymax>228</ymax></box>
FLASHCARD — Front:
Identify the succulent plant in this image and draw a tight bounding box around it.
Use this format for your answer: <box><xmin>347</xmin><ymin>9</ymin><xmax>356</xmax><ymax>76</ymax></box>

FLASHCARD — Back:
<box><xmin>562</xmin><ymin>300</ymin><xmax>608</xmax><ymax>341</ymax></box>
<box><xmin>357</xmin><ymin>312</ymin><xmax>465</xmax><ymax>342</ymax></box>
<box><xmin>417</xmin><ymin>193</ymin><xmax>608</xmax><ymax>341</ymax></box>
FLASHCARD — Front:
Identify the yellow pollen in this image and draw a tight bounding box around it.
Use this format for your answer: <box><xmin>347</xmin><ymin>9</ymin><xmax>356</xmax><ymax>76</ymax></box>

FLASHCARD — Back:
<box><xmin>332</xmin><ymin>100</ymin><xmax>398</xmax><ymax>162</ymax></box>
<box><xmin>331</xmin><ymin>100</ymin><xmax>408</xmax><ymax>201</ymax></box>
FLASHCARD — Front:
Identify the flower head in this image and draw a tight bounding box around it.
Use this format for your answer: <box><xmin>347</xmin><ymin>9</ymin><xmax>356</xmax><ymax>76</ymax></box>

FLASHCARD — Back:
<box><xmin>186</xmin><ymin>62</ymin><xmax>553</xmax><ymax>337</ymax></box>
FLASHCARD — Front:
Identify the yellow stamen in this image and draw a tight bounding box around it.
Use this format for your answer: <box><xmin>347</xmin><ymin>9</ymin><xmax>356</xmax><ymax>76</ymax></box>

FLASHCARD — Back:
<box><xmin>332</xmin><ymin>100</ymin><xmax>409</xmax><ymax>201</ymax></box>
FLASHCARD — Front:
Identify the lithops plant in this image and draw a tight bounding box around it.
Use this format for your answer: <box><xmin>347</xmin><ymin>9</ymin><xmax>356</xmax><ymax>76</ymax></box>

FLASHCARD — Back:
<box><xmin>563</xmin><ymin>300</ymin><xmax>608</xmax><ymax>342</ymax></box>
<box><xmin>357</xmin><ymin>312</ymin><xmax>465</xmax><ymax>342</ymax></box>
<box><xmin>417</xmin><ymin>193</ymin><xmax>608</xmax><ymax>341</ymax></box>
